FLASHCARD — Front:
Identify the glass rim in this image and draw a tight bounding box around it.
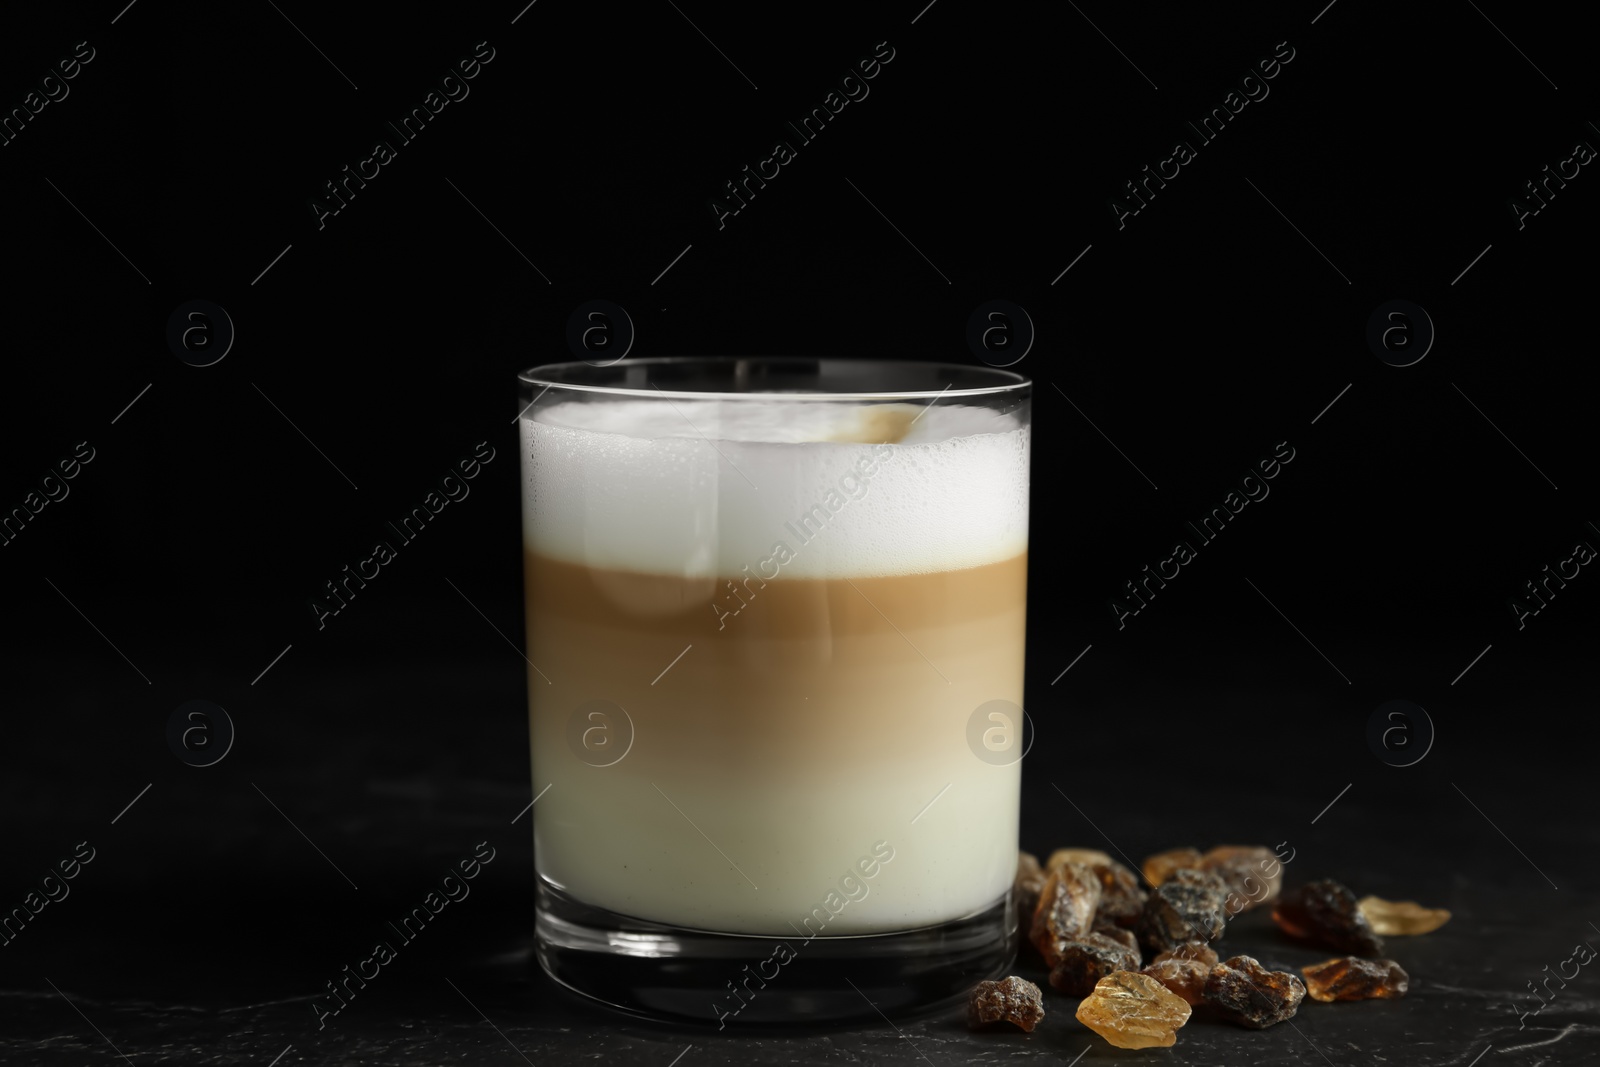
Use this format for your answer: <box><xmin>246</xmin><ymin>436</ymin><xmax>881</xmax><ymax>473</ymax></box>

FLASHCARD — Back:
<box><xmin>517</xmin><ymin>357</ymin><xmax>1031</xmax><ymax>401</ymax></box>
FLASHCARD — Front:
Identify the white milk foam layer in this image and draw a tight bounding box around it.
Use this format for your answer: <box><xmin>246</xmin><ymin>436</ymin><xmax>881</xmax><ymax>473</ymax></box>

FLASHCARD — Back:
<box><xmin>521</xmin><ymin>398</ymin><xmax>1029</xmax><ymax>577</ymax></box>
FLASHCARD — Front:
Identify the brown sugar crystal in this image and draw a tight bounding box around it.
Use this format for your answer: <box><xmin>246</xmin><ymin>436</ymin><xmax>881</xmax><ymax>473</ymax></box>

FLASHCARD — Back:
<box><xmin>1075</xmin><ymin>971</ymin><xmax>1193</xmax><ymax>1049</ymax></box>
<box><xmin>1136</xmin><ymin>867</ymin><xmax>1228</xmax><ymax>954</ymax></box>
<box><xmin>1152</xmin><ymin>942</ymin><xmax>1219</xmax><ymax>967</ymax></box>
<box><xmin>1048</xmin><ymin>932</ymin><xmax>1144</xmax><ymax>997</ymax></box>
<box><xmin>1142</xmin><ymin>847</ymin><xmax>1203</xmax><ymax>887</ymax></box>
<box><xmin>1301</xmin><ymin>957</ymin><xmax>1410</xmax><ymax>1002</ymax></box>
<box><xmin>1030</xmin><ymin>863</ymin><xmax>1101</xmax><ymax>967</ymax></box>
<box><xmin>1048</xmin><ymin>847</ymin><xmax>1113</xmax><ymax>871</ymax></box>
<box><xmin>1203</xmin><ymin>955</ymin><xmax>1307</xmax><ymax>1029</ymax></box>
<box><xmin>1141</xmin><ymin>939</ymin><xmax>1219</xmax><ymax>1005</ymax></box>
<box><xmin>1142</xmin><ymin>958</ymin><xmax>1210</xmax><ymax>1005</ymax></box>
<box><xmin>1273</xmin><ymin>880</ymin><xmax>1385</xmax><ymax>956</ymax></box>
<box><xmin>1201</xmin><ymin>845</ymin><xmax>1283</xmax><ymax>912</ymax></box>
<box><xmin>1357</xmin><ymin>895</ymin><xmax>1452</xmax><ymax>936</ymax></box>
<box><xmin>967</xmin><ymin>976</ymin><xmax>1046</xmax><ymax>1032</ymax></box>
<box><xmin>1093</xmin><ymin>922</ymin><xmax>1141</xmax><ymax>955</ymax></box>
<box><xmin>1090</xmin><ymin>858</ymin><xmax>1149</xmax><ymax>928</ymax></box>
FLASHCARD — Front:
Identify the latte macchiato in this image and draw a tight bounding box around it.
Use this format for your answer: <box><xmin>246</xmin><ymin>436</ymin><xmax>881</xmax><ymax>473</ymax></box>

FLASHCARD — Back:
<box><xmin>521</xmin><ymin>396</ymin><xmax>1029</xmax><ymax>936</ymax></box>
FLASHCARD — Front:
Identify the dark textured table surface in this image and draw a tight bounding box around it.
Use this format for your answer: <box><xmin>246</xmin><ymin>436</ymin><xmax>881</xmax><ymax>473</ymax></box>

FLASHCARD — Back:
<box><xmin>5</xmin><ymin>0</ymin><xmax>1599</xmax><ymax>1061</ymax></box>
<box><xmin>4</xmin><ymin>619</ymin><xmax>1596</xmax><ymax>1066</ymax></box>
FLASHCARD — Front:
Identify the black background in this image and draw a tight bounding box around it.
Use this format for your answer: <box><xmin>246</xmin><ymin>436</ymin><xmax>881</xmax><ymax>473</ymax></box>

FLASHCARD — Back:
<box><xmin>2</xmin><ymin>1</ymin><xmax>1596</xmax><ymax>1064</ymax></box>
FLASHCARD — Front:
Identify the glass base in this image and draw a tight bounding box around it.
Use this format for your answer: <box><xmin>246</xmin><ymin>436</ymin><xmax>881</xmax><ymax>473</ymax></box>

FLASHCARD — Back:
<box><xmin>534</xmin><ymin>877</ymin><xmax>1017</xmax><ymax>1027</ymax></box>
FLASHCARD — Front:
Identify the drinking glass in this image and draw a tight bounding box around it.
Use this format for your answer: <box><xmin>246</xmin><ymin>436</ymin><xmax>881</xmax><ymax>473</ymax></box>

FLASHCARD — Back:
<box><xmin>518</xmin><ymin>357</ymin><xmax>1031</xmax><ymax>1024</ymax></box>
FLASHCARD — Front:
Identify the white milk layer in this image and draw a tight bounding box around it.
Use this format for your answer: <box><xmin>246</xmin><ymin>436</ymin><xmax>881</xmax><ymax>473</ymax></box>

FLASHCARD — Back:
<box><xmin>520</xmin><ymin>398</ymin><xmax>1029</xmax><ymax>578</ymax></box>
